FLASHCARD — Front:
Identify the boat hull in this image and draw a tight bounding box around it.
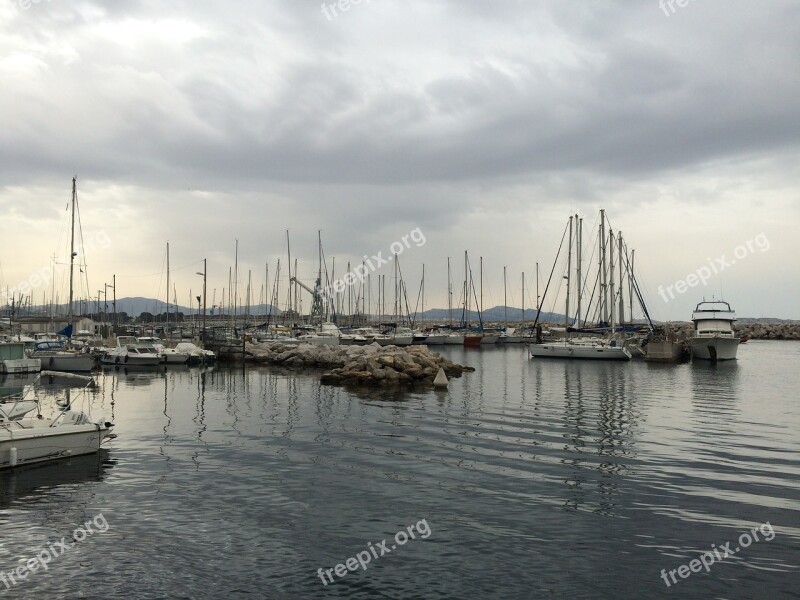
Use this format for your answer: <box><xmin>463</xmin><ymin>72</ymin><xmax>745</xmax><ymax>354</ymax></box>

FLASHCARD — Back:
<box><xmin>0</xmin><ymin>424</ymin><xmax>111</xmax><ymax>470</ymax></box>
<box><xmin>529</xmin><ymin>343</ymin><xmax>631</xmax><ymax>361</ymax></box>
<box><xmin>690</xmin><ymin>336</ymin><xmax>739</xmax><ymax>361</ymax></box>
<box><xmin>444</xmin><ymin>334</ymin><xmax>464</xmax><ymax>345</ymax></box>
<box><xmin>0</xmin><ymin>358</ymin><xmax>41</xmax><ymax>374</ymax></box>
<box><xmin>35</xmin><ymin>354</ymin><xmax>96</xmax><ymax>372</ymax></box>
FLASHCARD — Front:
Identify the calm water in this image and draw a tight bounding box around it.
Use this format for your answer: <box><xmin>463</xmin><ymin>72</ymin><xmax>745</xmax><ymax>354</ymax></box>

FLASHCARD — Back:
<box><xmin>1</xmin><ymin>341</ymin><xmax>799</xmax><ymax>599</ymax></box>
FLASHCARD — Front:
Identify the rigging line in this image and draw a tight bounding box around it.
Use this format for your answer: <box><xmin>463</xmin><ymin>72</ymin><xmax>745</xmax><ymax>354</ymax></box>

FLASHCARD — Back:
<box><xmin>532</xmin><ymin>218</ymin><xmax>571</xmax><ymax>330</ymax></box>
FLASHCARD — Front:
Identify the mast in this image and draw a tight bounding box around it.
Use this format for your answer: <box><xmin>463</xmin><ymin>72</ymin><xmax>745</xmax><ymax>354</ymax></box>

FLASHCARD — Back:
<box><xmin>286</xmin><ymin>230</ymin><xmax>292</xmax><ymax>322</ymax></box>
<box><xmin>447</xmin><ymin>257</ymin><xmax>452</xmax><ymax>327</ymax></box>
<box><xmin>522</xmin><ymin>271</ymin><xmax>525</xmax><ymax>328</ymax></box>
<box><xmin>420</xmin><ymin>264</ymin><xmax>424</xmax><ymax>326</ymax></box>
<box><xmin>233</xmin><ymin>239</ymin><xmax>239</xmax><ymax>328</ymax></box>
<box><xmin>629</xmin><ymin>249</ymin><xmax>635</xmax><ymax>324</ymax></box>
<box><xmin>362</xmin><ymin>260</ymin><xmax>366</xmax><ymax>322</ymax></box>
<box><xmin>228</xmin><ymin>267</ymin><xmax>233</xmax><ymax>328</ymax></box>
<box><xmin>618</xmin><ymin>232</ymin><xmax>625</xmax><ymax>326</ymax></box>
<box><xmin>566</xmin><ymin>216</ymin><xmax>573</xmax><ymax>331</ymax></box>
<box><xmin>68</xmin><ymin>176</ymin><xmax>76</xmax><ymax>337</ymax></box>
<box><xmin>464</xmin><ymin>250</ymin><xmax>468</xmax><ymax>327</ymax></box>
<box><xmin>479</xmin><ymin>256</ymin><xmax>483</xmax><ymax>319</ymax></box>
<box><xmin>576</xmin><ymin>215</ymin><xmax>582</xmax><ymax>329</ymax></box>
<box><xmin>247</xmin><ymin>269</ymin><xmax>252</xmax><ymax>326</ymax></box>
<box><xmin>609</xmin><ymin>228</ymin><xmax>615</xmax><ymax>332</ymax></box>
<box><xmin>166</xmin><ymin>242</ymin><xmax>170</xmax><ymax>334</ymax></box>
<box><xmin>599</xmin><ymin>209</ymin><xmax>607</xmax><ymax>324</ymax></box>
<box><xmin>503</xmin><ymin>265</ymin><xmax>507</xmax><ymax>329</ymax></box>
<box><xmin>347</xmin><ymin>261</ymin><xmax>351</xmax><ymax>322</ymax></box>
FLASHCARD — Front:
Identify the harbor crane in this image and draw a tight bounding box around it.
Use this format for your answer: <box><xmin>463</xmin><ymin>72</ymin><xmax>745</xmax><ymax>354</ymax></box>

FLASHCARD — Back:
<box><xmin>289</xmin><ymin>276</ymin><xmax>325</xmax><ymax>319</ymax></box>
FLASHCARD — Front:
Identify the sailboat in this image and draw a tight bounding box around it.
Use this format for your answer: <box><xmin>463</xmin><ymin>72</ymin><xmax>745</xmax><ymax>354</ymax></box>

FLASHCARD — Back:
<box><xmin>529</xmin><ymin>211</ymin><xmax>631</xmax><ymax>361</ymax></box>
<box><xmin>29</xmin><ymin>178</ymin><xmax>96</xmax><ymax>372</ymax></box>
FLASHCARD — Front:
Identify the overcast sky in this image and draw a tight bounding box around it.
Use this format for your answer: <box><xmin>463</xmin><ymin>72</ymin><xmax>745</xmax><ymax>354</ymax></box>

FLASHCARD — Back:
<box><xmin>1</xmin><ymin>0</ymin><xmax>798</xmax><ymax>321</ymax></box>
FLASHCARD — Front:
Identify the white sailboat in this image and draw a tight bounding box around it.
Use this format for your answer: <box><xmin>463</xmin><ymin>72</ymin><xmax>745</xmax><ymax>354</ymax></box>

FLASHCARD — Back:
<box><xmin>529</xmin><ymin>211</ymin><xmax>631</xmax><ymax>361</ymax></box>
<box><xmin>38</xmin><ymin>178</ymin><xmax>98</xmax><ymax>372</ymax></box>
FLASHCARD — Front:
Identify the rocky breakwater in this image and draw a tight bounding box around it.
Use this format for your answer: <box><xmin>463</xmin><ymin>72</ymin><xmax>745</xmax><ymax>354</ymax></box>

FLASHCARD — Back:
<box><xmin>664</xmin><ymin>322</ymin><xmax>800</xmax><ymax>340</ymax></box>
<box><xmin>244</xmin><ymin>341</ymin><xmax>474</xmax><ymax>386</ymax></box>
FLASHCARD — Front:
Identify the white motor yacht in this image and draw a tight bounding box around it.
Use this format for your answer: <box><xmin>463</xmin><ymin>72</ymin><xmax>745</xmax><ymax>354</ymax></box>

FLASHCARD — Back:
<box><xmin>689</xmin><ymin>300</ymin><xmax>740</xmax><ymax>361</ymax></box>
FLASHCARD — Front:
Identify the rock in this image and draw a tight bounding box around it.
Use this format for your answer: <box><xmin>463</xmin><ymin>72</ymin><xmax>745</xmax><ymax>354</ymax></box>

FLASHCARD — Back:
<box><xmin>241</xmin><ymin>339</ymin><xmax>473</xmax><ymax>387</ymax></box>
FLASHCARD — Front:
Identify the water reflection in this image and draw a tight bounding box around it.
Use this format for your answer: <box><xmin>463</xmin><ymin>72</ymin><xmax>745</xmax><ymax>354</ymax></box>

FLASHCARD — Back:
<box><xmin>0</xmin><ymin>450</ymin><xmax>115</xmax><ymax>508</ymax></box>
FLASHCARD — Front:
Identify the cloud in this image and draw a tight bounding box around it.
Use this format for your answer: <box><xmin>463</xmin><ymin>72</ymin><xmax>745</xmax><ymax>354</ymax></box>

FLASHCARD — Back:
<box><xmin>1</xmin><ymin>0</ymin><xmax>798</xmax><ymax>318</ymax></box>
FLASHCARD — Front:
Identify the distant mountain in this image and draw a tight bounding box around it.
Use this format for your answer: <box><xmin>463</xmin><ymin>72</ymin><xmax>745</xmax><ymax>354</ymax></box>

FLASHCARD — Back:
<box><xmin>8</xmin><ymin>298</ymin><xmax>796</xmax><ymax>324</ymax></box>
<box><xmin>113</xmin><ymin>297</ymin><xmax>282</xmax><ymax>317</ymax></box>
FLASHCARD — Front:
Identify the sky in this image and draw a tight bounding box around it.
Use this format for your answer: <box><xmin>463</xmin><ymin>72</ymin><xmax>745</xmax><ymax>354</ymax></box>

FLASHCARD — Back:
<box><xmin>1</xmin><ymin>0</ymin><xmax>798</xmax><ymax>321</ymax></box>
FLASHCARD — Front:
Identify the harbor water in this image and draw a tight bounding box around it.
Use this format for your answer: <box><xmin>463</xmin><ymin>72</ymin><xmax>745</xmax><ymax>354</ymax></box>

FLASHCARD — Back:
<box><xmin>1</xmin><ymin>341</ymin><xmax>798</xmax><ymax>598</ymax></box>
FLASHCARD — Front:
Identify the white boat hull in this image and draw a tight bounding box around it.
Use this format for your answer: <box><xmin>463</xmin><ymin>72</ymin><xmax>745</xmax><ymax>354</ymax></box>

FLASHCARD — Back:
<box><xmin>690</xmin><ymin>336</ymin><xmax>739</xmax><ymax>361</ymax></box>
<box><xmin>101</xmin><ymin>354</ymin><xmax>162</xmax><ymax>366</ymax></box>
<box><xmin>376</xmin><ymin>336</ymin><xmax>413</xmax><ymax>347</ymax></box>
<box><xmin>0</xmin><ymin>424</ymin><xmax>112</xmax><ymax>469</ymax></box>
<box><xmin>480</xmin><ymin>335</ymin><xmax>499</xmax><ymax>345</ymax></box>
<box><xmin>36</xmin><ymin>354</ymin><xmax>96</xmax><ymax>372</ymax></box>
<box><xmin>529</xmin><ymin>343</ymin><xmax>631</xmax><ymax>361</ymax></box>
<box><xmin>0</xmin><ymin>358</ymin><xmax>41</xmax><ymax>374</ymax></box>
<box><xmin>423</xmin><ymin>334</ymin><xmax>446</xmax><ymax>345</ymax></box>
<box><xmin>444</xmin><ymin>334</ymin><xmax>464</xmax><ymax>345</ymax></box>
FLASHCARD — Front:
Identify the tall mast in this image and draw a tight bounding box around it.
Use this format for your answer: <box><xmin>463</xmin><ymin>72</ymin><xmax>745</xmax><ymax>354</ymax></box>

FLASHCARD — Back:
<box><xmin>629</xmin><ymin>249</ymin><xmax>635</xmax><ymax>324</ymax></box>
<box><xmin>286</xmin><ymin>230</ymin><xmax>292</xmax><ymax>321</ymax></box>
<box><xmin>566</xmin><ymin>216</ymin><xmax>573</xmax><ymax>331</ymax></box>
<box><xmin>68</xmin><ymin>177</ymin><xmax>76</xmax><ymax>336</ymax></box>
<box><xmin>609</xmin><ymin>229</ymin><xmax>615</xmax><ymax>332</ymax></box>
<box><xmin>464</xmin><ymin>250</ymin><xmax>468</xmax><ymax>327</ymax></box>
<box><xmin>479</xmin><ymin>256</ymin><xmax>483</xmax><ymax>319</ymax></box>
<box><xmin>233</xmin><ymin>239</ymin><xmax>239</xmax><ymax>328</ymax></box>
<box><xmin>618</xmin><ymin>232</ymin><xmax>625</xmax><ymax>326</ymax></box>
<box><xmin>576</xmin><ymin>214</ymin><xmax>582</xmax><ymax>329</ymax></box>
<box><xmin>503</xmin><ymin>265</ymin><xmax>507</xmax><ymax>328</ymax></box>
<box><xmin>247</xmin><ymin>269</ymin><xmax>252</xmax><ymax>326</ymax></box>
<box><xmin>166</xmin><ymin>242</ymin><xmax>170</xmax><ymax>334</ymax></box>
<box><xmin>447</xmin><ymin>257</ymin><xmax>452</xmax><ymax>327</ymax></box>
<box><xmin>522</xmin><ymin>271</ymin><xmax>525</xmax><ymax>328</ymax></box>
<box><xmin>420</xmin><ymin>264</ymin><xmax>424</xmax><ymax>325</ymax></box>
<box><xmin>599</xmin><ymin>209</ymin><xmax>607</xmax><ymax>324</ymax></box>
